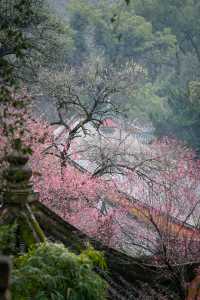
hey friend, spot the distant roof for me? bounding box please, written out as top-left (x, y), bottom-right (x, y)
top-left (101, 118), bottom-right (119, 128)
top-left (66, 158), bottom-right (200, 242)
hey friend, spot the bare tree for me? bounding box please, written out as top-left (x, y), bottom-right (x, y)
top-left (39, 56), bottom-right (144, 160)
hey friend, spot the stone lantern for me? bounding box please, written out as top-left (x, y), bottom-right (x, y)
top-left (0, 149), bottom-right (45, 254)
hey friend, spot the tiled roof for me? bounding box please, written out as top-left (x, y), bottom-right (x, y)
top-left (32, 200), bottom-right (200, 299)
top-left (67, 157), bottom-right (200, 241)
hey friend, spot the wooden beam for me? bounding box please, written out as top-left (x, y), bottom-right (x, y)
top-left (0, 256), bottom-right (11, 300)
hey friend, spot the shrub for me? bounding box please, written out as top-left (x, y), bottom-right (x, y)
top-left (11, 242), bottom-right (107, 300)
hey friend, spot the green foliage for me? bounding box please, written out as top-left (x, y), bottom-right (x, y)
top-left (45, 0), bottom-right (200, 152)
top-left (67, 0), bottom-right (176, 65)
top-left (0, 222), bottom-right (18, 255)
top-left (0, 0), bottom-right (42, 84)
top-left (12, 242), bottom-right (107, 300)
top-left (160, 86), bottom-right (200, 154)
top-left (80, 244), bottom-right (107, 270)
top-left (189, 81), bottom-right (200, 105)
top-left (1, 0), bottom-right (199, 150)
top-left (125, 81), bottom-right (169, 122)
top-left (121, 0), bottom-right (200, 151)
top-left (0, 0), bottom-right (75, 87)
top-left (132, 0), bottom-right (200, 61)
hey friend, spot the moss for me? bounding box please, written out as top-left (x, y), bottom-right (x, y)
top-left (25, 205), bottom-right (46, 243)
top-left (18, 217), bottom-right (37, 250)
top-left (16, 208), bottom-right (46, 251)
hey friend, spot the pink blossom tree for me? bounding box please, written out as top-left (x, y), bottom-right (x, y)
top-left (2, 106), bottom-right (200, 298)
top-left (26, 121), bottom-right (200, 264)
